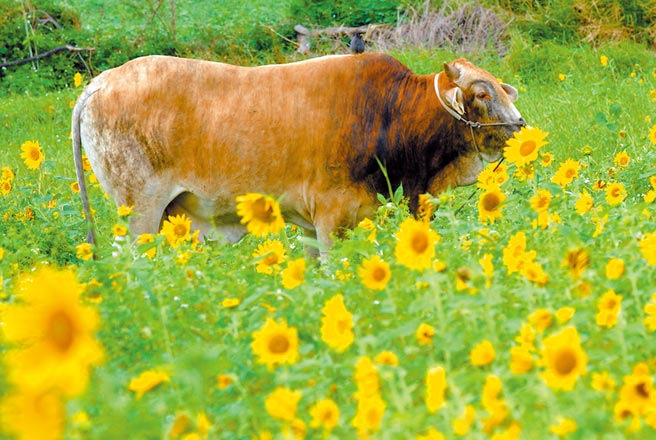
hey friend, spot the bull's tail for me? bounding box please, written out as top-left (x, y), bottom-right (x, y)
top-left (72, 83), bottom-right (101, 246)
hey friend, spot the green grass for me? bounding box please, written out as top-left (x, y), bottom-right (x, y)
top-left (1, 41), bottom-right (656, 439)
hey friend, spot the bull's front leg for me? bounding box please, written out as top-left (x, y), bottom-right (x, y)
top-left (310, 189), bottom-right (375, 261)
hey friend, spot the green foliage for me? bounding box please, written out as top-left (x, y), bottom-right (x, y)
top-left (289, 0), bottom-right (407, 27)
top-left (486, 0), bottom-right (656, 45)
top-left (0, 0), bottom-right (86, 94)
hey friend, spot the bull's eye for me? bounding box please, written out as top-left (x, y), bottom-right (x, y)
top-left (476, 91), bottom-right (491, 101)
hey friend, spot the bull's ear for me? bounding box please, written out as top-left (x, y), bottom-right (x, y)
top-left (441, 62), bottom-right (465, 115)
top-left (501, 83), bottom-right (518, 102)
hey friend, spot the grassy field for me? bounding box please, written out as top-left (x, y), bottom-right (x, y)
top-left (1, 40), bottom-right (656, 439)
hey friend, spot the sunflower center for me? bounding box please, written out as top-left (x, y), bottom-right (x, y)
top-left (268, 334), bottom-right (290, 354)
top-left (174, 224), bottom-right (188, 237)
top-left (411, 231), bottom-right (429, 254)
top-left (605, 299), bottom-right (617, 310)
top-left (320, 408), bottom-right (334, 422)
top-left (482, 193), bottom-right (501, 211)
top-left (252, 198), bottom-right (276, 224)
top-left (553, 348), bottom-right (578, 375)
top-left (519, 140), bottom-right (536, 157)
top-left (29, 148), bottom-right (41, 161)
top-left (611, 188), bottom-right (621, 198)
top-left (635, 381), bottom-right (650, 398)
top-left (337, 318), bottom-right (350, 333)
top-left (565, 169), bottom-right (576, 179)
top-left (372, 266), bottom-right (387, 282)
top-left (366, 407), bottom-right (381, 425)
top-left (48, 311), bottom-right (75, 352)
top-left (263, 253), bottom-right (279, 265)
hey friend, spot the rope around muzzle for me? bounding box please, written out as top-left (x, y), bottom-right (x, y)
top-left (433, 72), bottom-right (526, 216)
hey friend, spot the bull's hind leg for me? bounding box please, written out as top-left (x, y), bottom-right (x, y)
top-left (128, 199), bottom-right (168, 237)
top-left (124, 184), bottom-right (179, 237)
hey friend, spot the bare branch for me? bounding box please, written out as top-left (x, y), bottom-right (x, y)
top-left (0, 45), bottom-right (95, 69)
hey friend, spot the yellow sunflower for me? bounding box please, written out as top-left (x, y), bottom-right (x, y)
top-left (470, 339), bottom-right (496, 366)
top-left (503, 126), bottom-right (549, 166)
top-left (613, 151), bottom-right (630, 168)
top-left (265, 387), bottom-right (302, 422)
top-left (605, 258), bottom-right (625, 280)
top-left (509, 346), bottom-right (534, 374)
top-left (281, 258), bottom-right (306, 289)
top-left (596, 289), bottom-right (622, 328)
top-left (453, 405), bottom-right (476, 436)
top-left (352, 393), bottom-right (386, 435)
top-left (128, 370), bottom-right (170, 399)
top-left (309, 398), bottom-right (340, 430)
top-left (112, 224), bottom-right (128, 237)
top-left (549, 417), bottom-right (578, 436)
top-left (75, 243), bottom-right (94, 261)
top-left (320, 294), bottom-right (354, 353)
top-left (619, 363), bottom-right (654, 416)
top-left (394, 218), bottom-right (439, 270)
top-left (591, 371), bottom-right (617, 393)
top-left (252, 239), bottom-right (286, 274)
top-left (73, 72), bottom-right (83, 87)
top-left (605, 182), bottom-right (627, 206)
top-left (20, 140), bottom-right (45, 170)
top-left (478, 186), bottom-right (505, 224)
top-left (425, 366), bottom-right (446, 413)
top-left (502, 231), bottom-right (532, 274)
top-left (649, 124), bottom-right (656, 145)
top-left (639, 231), bottom-right (656, 265)
top-left (374, 350), bottom-right (399, 366)
top-left (575, 189), bottom-right (594, 214)
top-left (160, 213), bottom-right (192, 248)
top-left (528, 308), bottom-right (553, 333)
top-left (1, 179), bottom-right (12, 196)
top-left (416, 322), bottom-right (436, 346)
top-left (551, 159), bottom-right (581, 187)
top-left (530, 189), bottom-right (552, 213)
top-left (251, 318), bottom-right (299, 369)
top-left (117, 204), bottom-right (133, 217)
top-left (354, 356), bottom-right (380, 397)
top-left (357, 218), bottom-right (377, 242)
top-left (1, 166), bottom-right (15, 181)
top-left (136, 233), bottom-right (157, 259)
top-left (417, 194), bottom-right (434, 221)
top-left (539, 326), bottom-right (588, 391)
top-left (514, 164), bottom-right (535, 181)
top-left (477, 162), bottom-right (509, 190)
top-left (235, 193), bottom-right (285, 237)
top-left (358, 255), bottom-right (391, 290)
top-left (540, 151), bottom-right (554, 167)
top-left (1, 267), bottom-right (104, 397)
top-left (0, 388), bottom-right (64, 440)
top-left (562, 248), bottom-right (589, 280)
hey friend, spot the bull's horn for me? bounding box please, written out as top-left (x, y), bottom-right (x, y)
top-left (444, 62), bottom-right (461, 81)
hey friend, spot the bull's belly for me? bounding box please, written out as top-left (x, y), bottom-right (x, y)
top-left (165, 190), bottom-right (316, 243)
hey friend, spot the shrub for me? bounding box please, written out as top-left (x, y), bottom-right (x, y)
top-left (373, 0), bottom-right (510, 55)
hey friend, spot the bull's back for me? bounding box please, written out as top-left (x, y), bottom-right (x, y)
top-left (84, 55), bottom-right (361, 195)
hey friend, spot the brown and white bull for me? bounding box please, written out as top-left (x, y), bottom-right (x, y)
top-left (72, 53), bottom-right (524, 254)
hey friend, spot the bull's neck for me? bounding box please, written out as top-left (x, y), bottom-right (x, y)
top-left (358, 72), bottom-right (472, 208)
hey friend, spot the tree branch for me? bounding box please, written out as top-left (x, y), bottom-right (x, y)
top-left (0, 45), bottom-right (95, 69)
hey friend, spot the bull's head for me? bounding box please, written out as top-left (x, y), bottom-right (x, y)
top-left (436, 59), bottom-right (525, 162)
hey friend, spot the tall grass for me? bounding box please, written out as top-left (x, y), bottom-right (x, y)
top-left (1, 41), bottom-right (656, 439)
